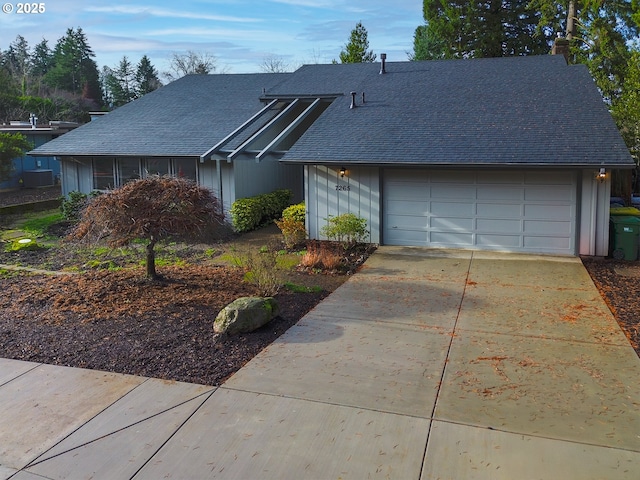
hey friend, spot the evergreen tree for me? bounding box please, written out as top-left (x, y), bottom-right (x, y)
top-left (30, 39), bottom-right (53, 96)
top-left (45, 28), bottom-right (103, 107)
top-left (0, 68), bottom-right (21, 123)
top-left (31, 39), bottom-right (52, 77)
top-left (414, 1), bottom-right (549, 61)
top-left (337, 22), bottom-right (376, 63)
top-left (106, 56), bottom-right (136, 107)
top-left (4, 35), bottom-right (31, 95)
top-left (135, 55), bottom-right (161, 96)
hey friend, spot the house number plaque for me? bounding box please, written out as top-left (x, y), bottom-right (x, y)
top-left (335, 185), bottom-right (351, 191)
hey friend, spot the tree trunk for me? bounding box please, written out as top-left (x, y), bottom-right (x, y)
top-left (566, 1), bottom-right (576, 40)
top-left (146, 239), bottom-right (158, 279)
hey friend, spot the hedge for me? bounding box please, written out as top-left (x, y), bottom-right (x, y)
top-left (230, 189), bottom-right (292, 233)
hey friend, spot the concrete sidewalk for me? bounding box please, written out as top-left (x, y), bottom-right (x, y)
top-left (1, 248), bottom-right (639, 479)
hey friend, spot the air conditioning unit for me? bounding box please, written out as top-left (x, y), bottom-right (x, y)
top-left (22, 169), bottom-right (54, 188)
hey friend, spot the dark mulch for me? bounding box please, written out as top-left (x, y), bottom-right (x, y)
top-left (0, 265), bottom-right (334, 386)
top-left (582, 257), bottom-right (640, 355)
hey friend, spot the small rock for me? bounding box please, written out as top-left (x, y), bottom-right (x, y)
top-left (214, 296), bottom-right (280, 335)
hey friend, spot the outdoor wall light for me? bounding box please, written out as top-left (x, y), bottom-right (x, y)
top-left (340, 167), bottom-right (346, 178)
top-left (596, 167), bottom-right (607, 183)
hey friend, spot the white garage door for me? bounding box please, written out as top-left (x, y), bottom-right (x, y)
top-left (383, 169), bottom-right (577, 255)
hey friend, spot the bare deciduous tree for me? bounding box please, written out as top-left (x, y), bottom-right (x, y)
top-left (70, 176), bottom-right (225, 280)
top-left (164, 51), bottom-right (226, 82)
top-left (259, 55), bottom-right (292, 73)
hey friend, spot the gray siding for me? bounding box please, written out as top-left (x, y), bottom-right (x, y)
top-left (579, 169), bottom-right (611, 256)
top-left (305, 165), bottom-right (380, 244)
top-left (233, 157), bottom-right (303, 205)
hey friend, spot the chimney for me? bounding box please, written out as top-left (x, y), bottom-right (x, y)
top-left (379, 53), bottom-right (387, 74)
top-left (552, 36), bottom-right (570, 62)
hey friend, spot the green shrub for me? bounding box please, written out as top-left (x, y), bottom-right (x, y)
top-left (230, 189), bottom-right (292, 233)
top-left (275, 217), bottom-right (306, 248)
top-left (321, 213), bottom-right (369, 248)
top-left (282, 202), bottom-right (305, 223)
top-left (61, 191), bottom-right (100, 222)
top-left (232, 246), bottom-right (283, 296)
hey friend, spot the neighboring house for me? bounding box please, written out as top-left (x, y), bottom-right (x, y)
top-left (0, 120), bottom-right (78, 190)
top-left (31, 53), bottom-right (634, 257)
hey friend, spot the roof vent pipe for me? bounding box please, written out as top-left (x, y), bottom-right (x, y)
top-left (362, 92), bottom-right (365, 104)
top-left (350, 91), bottom-right (357, 109)
top-left (379, 53), bottom-right (387, 74)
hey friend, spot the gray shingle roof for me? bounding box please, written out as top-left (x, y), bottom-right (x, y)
top-left (30, 73), bottom-right (289, 157)
top-left (278, 55), bottom-right (633, 167)
top-left (30, 55), bottom-right (633, 168)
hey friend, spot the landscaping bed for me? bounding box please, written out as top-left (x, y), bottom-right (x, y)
top-left (582, 258), bottom-right (640, 355)
top-left (0, 215), bottom-right (374, 386)
top-left (0, 208), bottom-right (638, 386)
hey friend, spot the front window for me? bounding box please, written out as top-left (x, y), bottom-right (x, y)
top-left (146, 158), bottom-right (170, 176)
top-left (118, 158), bottom-right (141, 184)
top-left (93, 158), bottom-right (115, 190)
top-left (174, 158), bottom-right (197, 182)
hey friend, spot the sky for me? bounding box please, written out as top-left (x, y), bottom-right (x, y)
top-left (0, 0), bottom-right (423, 76)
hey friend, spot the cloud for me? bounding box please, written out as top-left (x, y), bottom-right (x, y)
top-left (85, 5), bottom-right (262, 23)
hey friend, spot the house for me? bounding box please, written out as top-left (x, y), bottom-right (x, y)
top-left (31, 54), bottom-right (634, 257)
top-left (28, 73), bottom-right (305, 212)
top-left (0, 119), bottom-right (78, 190)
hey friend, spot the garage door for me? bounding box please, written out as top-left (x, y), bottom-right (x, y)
top-left (383, 170), bottom-right (577, 255)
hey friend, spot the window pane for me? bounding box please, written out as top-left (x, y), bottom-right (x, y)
top-left (119, 158), bottom-right (141, 184)
top-left (93, 159), bottom-right (115, 190)
top-left (146, 158), bottom-right (170, 176)
top-left (174, 158), bottom-right (197, 182)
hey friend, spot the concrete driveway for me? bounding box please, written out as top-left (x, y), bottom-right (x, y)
top-left (1, 248), bottom-right (639, 479)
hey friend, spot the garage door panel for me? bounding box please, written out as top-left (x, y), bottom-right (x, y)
top-left (431, 202), bottom-right (475, 216)
top-left (477, 187), bottom-right (523, 201)
top-left (477, 234), bottom-right (522, 248)
top-left (524, 236), bottom-right (572, 249)
top-left (388, 215), bottom-right (428, 229)
top-left (386, 200), bottom-right (428, 215)
top-left (477, 218), bottom-right (522, 233)
top-left (431, 232), bottom-right (474, 246)
top-left (525, 172), bottom-right (571, 184)
top-left (431, 184), bottom-right (476, 199)
top-left (476, 203), bottom-right (522, 218)
top-left (385, 229), bottom-right (427, 245)
top-left (431, 171), bottom-right (475, 183)
top-left (524, 220), bottom-right (572, 235)
top-left (525, 187), bottom-right (573, 202)
top-left (432, 217), bottom-right (474, 230)
top-left (384, 169), bottom-right (576, 255)
top-left (385, 185), bottom-right (429, 201)
top-left (477, 172), bottom-right (525, 184)
top-left (524, 204), bottom-right (571, 220)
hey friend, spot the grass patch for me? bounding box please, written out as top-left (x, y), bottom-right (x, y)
top-left (276, 254), bottom-right (300, 270)
top-left (20, 211), bottom-right (64, 236)
top-left (284, 282), bottom-right (323, 293)
top-left (83, 259), bottom-right (120, 271)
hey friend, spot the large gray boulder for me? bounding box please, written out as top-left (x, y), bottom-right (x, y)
top-left (214, 296), bottom-right (280, 335)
